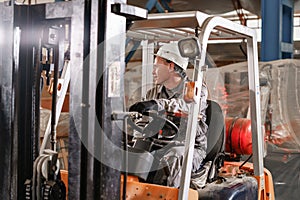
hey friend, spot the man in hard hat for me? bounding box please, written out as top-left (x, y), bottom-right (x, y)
top-left (129, 42), bottom-right (208, 188)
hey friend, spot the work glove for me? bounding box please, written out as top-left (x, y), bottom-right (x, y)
top-left (129, 100), bottom-right (158, 114)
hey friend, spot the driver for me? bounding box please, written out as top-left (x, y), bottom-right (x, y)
top-left (129, 42), bottom-right (208, 188)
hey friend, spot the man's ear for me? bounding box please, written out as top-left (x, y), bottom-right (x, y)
top-left (168, 62), bottom-right (175, 72)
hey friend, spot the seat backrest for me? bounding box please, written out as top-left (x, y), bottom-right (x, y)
top-left (204, 100), bottom-right (225, 163)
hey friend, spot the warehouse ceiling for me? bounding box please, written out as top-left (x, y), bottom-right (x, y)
top-left (18, 0), bottom-right (300, 64)
top-left (128, 0), bottom-right (300, 16)
top-left (128, 0), bottom-right (261, 16)
top-left (127, 0), bottom-right (300, 65)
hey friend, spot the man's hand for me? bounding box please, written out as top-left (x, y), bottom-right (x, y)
top-left (129, 100), bottom-right (158, 114)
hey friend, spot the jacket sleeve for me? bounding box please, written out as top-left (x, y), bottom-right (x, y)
top-left (154, 83), bottom-right (208, 121)
top-left (155, 98), bottom-right (190, 113)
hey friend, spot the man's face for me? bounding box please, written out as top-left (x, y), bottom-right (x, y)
top-left (153, 56), bottom-right (171, 85)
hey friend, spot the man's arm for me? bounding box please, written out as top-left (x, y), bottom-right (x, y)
top-left (153, 83), bottom-right (208, 121)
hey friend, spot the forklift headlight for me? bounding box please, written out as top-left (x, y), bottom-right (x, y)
top-left (178, 37), bottom-right (201, 59)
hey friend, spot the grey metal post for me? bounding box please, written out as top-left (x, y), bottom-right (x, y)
top-left (0, 2), bottom-right (15, 199)
top-left (141, 40), bottom-right (154, 98)
top-left (69, 0), bottom-right (127, 199)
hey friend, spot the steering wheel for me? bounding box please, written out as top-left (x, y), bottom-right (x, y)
top-left (127, 110), bottom-right (179, 141)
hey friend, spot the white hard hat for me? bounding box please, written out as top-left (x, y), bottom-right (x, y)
top-left (155, 42), bottom-right (189, 71)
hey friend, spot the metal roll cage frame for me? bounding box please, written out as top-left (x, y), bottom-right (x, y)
top-left (128, 11), bottom-right (263, 200)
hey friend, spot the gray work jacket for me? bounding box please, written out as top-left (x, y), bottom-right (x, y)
top-left (144, 78), bottom-right (208, 168)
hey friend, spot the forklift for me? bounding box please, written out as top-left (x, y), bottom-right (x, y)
top-left (0, 1), bottom-right (275, 199)
top-left (64, 2), bottom-right (275, 199)
top-left (113, 11), bottom-right (275, 200)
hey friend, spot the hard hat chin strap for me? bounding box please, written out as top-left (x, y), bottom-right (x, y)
top-left (174, 65), bottom-right (186, 79)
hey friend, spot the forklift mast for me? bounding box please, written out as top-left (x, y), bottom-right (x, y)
top-left (69, 0), bottom-right (146, 199)
top-left (0, 3), bottom-right (46, 199)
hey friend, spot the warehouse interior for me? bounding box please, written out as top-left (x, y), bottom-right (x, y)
top-left (0, 0), bottom-right (299, 200)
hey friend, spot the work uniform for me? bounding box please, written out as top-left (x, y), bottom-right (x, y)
top-left (144, 78), bottom-right (208, 188)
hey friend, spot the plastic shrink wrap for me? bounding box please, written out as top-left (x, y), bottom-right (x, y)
top-left (206, 59), bottom-right (300, 152)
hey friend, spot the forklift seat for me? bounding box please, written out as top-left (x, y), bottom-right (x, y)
top-left (203, 100), bottom-right (225, 182)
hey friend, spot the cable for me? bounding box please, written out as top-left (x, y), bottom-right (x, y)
top-left (239, 40), bottom-right (247, 58)
top-left (239, 154), bottom-right (253, 169)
